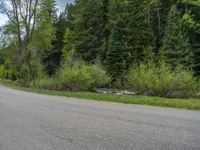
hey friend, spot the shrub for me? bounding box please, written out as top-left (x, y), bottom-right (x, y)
top-left (32, 60), bottom-right (111, 91)
top-left (128, 62), bottom-right (199, 98)
top-left (0, 64), bottom-right (4, 78)
top-left (58, 61), bottom-right (93, 91)
top-left (16, 64), bottom-right (32, 86)
top-left (89, 64), bottom-right (111, 88)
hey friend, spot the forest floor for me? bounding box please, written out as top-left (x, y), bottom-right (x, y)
top-left (0, 79), bottom-right (199, 110)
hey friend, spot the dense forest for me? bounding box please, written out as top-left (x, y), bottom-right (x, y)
top-left (0, 0), bottom-right (200, 98)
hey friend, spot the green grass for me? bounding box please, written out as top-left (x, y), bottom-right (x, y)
top-left (0, 79), bottom-right (200, 110)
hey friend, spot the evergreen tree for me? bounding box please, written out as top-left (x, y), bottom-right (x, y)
top-left (109, 0), bottom-right (154, 65)
top-left (43, 12), bottom-right (67, 75)
top-left (68, 0), bottom-right (109, 63)
top-left (39, 0), bottom-right (58, 75)
top-left (100, 0), bottom-right (110, 62)
top-left (106, 18), bottom-right (128, 81)
top-left (181, 0), bottom-right (200, 75)
top-left (126, 0), bottom-right (154, 64)
top-left (39, 0), bottom-right (57, 24)
top-left (161, 5), bottom-right (193, 68)
top-left (151, 0), bottom-right (176, 52)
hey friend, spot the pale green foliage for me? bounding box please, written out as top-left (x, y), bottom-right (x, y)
top-left (39, 0), bottom-right (58, 24)
top-left (16, 64), bottom-right (32, 86)
top-left (89, 64), bottom-right (111, 88)
top-left (181, 0), bottom-right (200, 6)
top-left (32, 76), bottom-right (59, 90)
top-left (182, 10), bottom-right (200, 30)
top-left (128, 62), bottom-right (199, 98)
top-left (0, 65), bottom-right (5, 77)
top-left (58, 60), bottom-right (111, 91)
top-left (32, 59), bottom-right (110, 91)
top-left (58, 61), bottom-right (93, 91)
top-left (62, 28), bottom-right (74, 59)
top-left (29, 23), bottom-right (55, 53)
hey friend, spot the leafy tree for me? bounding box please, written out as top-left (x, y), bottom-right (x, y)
top-left (0, 0), bottom-right (40, 81)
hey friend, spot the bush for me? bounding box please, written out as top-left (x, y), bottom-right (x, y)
top-left (59, 61), bottom-right (110, 91)
top-left (32, 60), bottom-right (110, 91)
top-left (16, 64), bottom-right (32, 86)
top-left (0, 64), bottom-right (4, 78)
top-left (58, 61), bottom-right (93, 91)
top-left (128, 62), bottom-right (199, 98)
top-left (89, 64), bottom-right (111, 88)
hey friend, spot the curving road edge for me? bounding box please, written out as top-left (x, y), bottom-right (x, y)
top-left (0, 84), bottom-right (200, 150)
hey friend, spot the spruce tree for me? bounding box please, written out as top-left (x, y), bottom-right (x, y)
top-left (100, 0), bottom-right (110, 62)
top-left (51, 13), bottom-right (68, 73)
top-left (180, 1), bottom-right (200, 75)
top-left (68, 0), bottom-right (109, 63)
top-left (129, 0), bottom-right (153, 63)
top-left (106, 18), bottom-right (128, 81)
top-left (39, 0), bottom-right (57, 24)
top-left (39, 0), bottom-right (58, 75)
top-left (161, 5), bottom-right (193, 68)
top-left (151, 0), bottom-right (176, 52)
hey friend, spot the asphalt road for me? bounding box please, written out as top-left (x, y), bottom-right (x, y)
top-left (0, 85), bottom-right (200, 150)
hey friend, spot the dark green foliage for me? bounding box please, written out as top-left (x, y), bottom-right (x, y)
top-left (181, 2), bottom-right (200, 75)
top-left (125, 0), bottom-right (154, 64)
top-left (66, 0), bottom-right (109, 63)
top-left (43, 13), bottom-right (68, 75)
top-left (162, 5), bottom-right (193, 68)
top-left (151, 0), bottom-right (176, 51)
top-left (193, 37), bottom-right (200, 75)
top-left (1, 0), bottom-right (200, 98)
top-left (106, 17), bottom-right (128, 81)
top-left (109, 0), bottom-right (153, 64)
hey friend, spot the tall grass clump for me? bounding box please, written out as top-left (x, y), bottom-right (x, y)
top-left (128, 62), bottom-right (199, 98)
top-left (32, 76), bottom-right (60, 90)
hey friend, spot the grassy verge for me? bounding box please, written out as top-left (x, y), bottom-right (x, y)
top-left (0, 79), bottom-right (200, 110)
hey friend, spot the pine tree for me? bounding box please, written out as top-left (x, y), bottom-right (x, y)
top-left (126, 0), bottom-right (154, 64)
top-left (68, 0), bottom-right (109, 63)
top-left (106, 18), bottom-right (128, 81)
top-left (100, 0), bottom-right (110, 62)
top-left (45, 12), bottom-right (67, 75)
top-left (180, 0), bottom-right (200, 75)
top-left (161, 5), bottom-right (193, 68)
top-left (106, 0), bottom-right (154, 80)
top-left (39, 0), bottom-right (58, 75)
top-left (39, 0), bottom-right (58, 24)
top-left (151, 0), bottom-right (176, 52)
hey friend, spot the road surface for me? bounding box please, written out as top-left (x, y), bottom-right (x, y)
top-left (0, 84), bottom-right (200, 150)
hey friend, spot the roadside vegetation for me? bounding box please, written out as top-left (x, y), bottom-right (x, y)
top-left (32, 59), bottom-right (111, 91)
top-left (1, 79), bottom-right (200, 110)
top-left (0, 0), bottom-right (200, 107)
